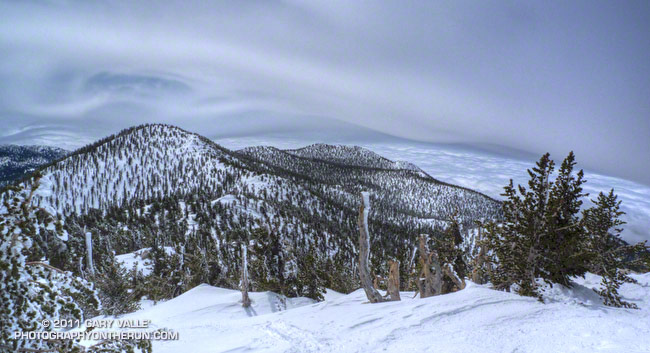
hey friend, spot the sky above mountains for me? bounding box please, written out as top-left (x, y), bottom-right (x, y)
top-left (1, 0), bottom-right (649, 185)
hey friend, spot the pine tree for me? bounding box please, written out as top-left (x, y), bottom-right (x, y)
top-left (484, 152), bottom-right (648, 305)
top-left (584, 190), bottom-right (649, 308)
top-left (94, 257), bottom-right (142, 315)
top-left (541, 152), bottom-right (590, 286)
top-left (484, 153), bottom-right (587, 298)
top-left (0, 180), bottom-right (151, 352)
top-left (296, 243), bottom-right (326, 301)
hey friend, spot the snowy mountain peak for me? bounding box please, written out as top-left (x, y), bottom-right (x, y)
top-left (284, 143), bottom-right (425, 173)
top-left (26, 124), bottom-right (231, 216)
top-left (3, 124), bottom-right (501, 296)
top-left (7, 124), bottom-right (500, 232)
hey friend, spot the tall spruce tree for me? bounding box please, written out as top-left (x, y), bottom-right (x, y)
top-left (541, 152), bottom-right (590, 286)
top-left (484, 153), bottom-right (556, 297)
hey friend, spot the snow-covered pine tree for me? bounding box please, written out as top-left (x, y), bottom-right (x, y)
top-left (1, 179), bottom-right (95, 351)
top-left (584, 190), bottom-right (650, 308)
top-left (94, 256), bottom-right (142, 315)
top-left (0, 179), bottom-right (150, 352)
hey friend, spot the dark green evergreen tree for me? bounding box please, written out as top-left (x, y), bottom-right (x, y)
top-left (296, 244), bottom-right (326, 301)
top-left (584, 190), bottom-right (649, 308)
top-left (484, 153), bottom-right (557, 297)
top-left (484, 153), bottom-right (588, 297)
top-left (541, 152), bottom-right (590, 286)
top-left (0, 180), bottom-right (150, 352)
top-left (484, 152), bottom-right (649, 305)
top-left (94, 257), bottom-right (142, 315)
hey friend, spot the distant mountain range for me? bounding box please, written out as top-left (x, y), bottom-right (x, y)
top-left (0, 144), bottom-right (68, 188)
top-left (1, 124), bottom-right (500, 297)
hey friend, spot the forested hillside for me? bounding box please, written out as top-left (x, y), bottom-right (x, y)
top-left (2, 124), bottom-right (500, 302)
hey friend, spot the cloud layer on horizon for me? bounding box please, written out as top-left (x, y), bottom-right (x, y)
top-left (1, 0), bottom-right (649, 184)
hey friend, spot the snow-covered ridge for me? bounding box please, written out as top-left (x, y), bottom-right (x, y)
top-left (284, 143), bottom-right (426, 174)
top-left (2, 124), bottom-right (500, 281)
top-left (237, 142), bottom-right (499, 226)
top-left (0, 144), bottom-right (68, 155)
top-left (15, 124), bottom-right (499, 228)
top-left (26, 124), bottom-right (231, 215)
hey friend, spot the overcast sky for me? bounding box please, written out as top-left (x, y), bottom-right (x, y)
top-left (1, 0), bottom-right (649, 185)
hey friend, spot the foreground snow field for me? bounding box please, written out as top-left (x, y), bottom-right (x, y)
top-left (90, 273), bottom-right (650, 353)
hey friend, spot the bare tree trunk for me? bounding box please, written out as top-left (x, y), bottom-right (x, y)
top-left (358, 192), bottom-right (385, 303)
top-left (430, 249), bottom-right (443, 295)
top-left (444, 263), bottom-right (466, 291)
top-left (471, 244), bottom-right (487, 284)
top-left (78, 257), bottom-right (85, 280)
top-left (471, 227), bottom-right (487, 284)
top-left (418, 235), bottom-right (434, 298)
top-left (85, 231), bottom-right (94, 276)
top-left (387, 260), bottom-right (401, 301)
top-left (418, 235), bottom-right (443, 298)
top-left (407, 246), bottom-right (418, 290)
top-left (241, 244), bottom-right (251, 308)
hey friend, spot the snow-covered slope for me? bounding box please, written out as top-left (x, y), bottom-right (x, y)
top-left (91, 273), bottom-right (650, 353)
top-left (284, 143), bottom-right (426, 175)
top-left (217, 136), bottom-right (650, 245)
top-left (237, 144), bottom-right (498, 226)
top-left (2, 124), bottom-right (501, 297)
top-left (28, 124), bottom-right (232, 215)
top-left (21, 124), bottom-right (498, 227)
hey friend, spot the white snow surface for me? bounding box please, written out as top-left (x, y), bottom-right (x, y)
top-left (95, 273), bottom-right (650, 353)
top-left (114, 247), bottom-right (175, 276)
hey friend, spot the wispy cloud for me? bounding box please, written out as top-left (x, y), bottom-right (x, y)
top-left (0, 0), bottom-right (648, 184)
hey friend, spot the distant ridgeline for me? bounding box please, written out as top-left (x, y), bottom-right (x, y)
top-left (1, 124), bottom-right (501, 303)
top-left (0, 145), bottom-right (68, 188)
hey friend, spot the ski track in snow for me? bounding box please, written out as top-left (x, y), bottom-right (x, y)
top-left (91, 273), bottom-right (650, 353)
